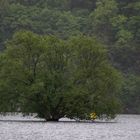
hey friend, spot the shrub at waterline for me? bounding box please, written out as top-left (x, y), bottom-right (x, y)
top-left (0, 31), bottom-right (122, 121)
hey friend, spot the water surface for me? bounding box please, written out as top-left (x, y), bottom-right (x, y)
top-left (0, 115), bottom-right (140, 140)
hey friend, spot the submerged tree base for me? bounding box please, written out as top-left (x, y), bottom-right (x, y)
top-left (46, 119), bottom-right (59, 122)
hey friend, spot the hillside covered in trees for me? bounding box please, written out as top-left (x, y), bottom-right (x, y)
top-left (0, 0), bottom-right (140, 114)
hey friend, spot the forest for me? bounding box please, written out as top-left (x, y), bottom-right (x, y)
top-left (0, 0), bottom-right (139, 117)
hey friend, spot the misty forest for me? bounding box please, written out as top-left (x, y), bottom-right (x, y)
top-left (0, 0), bottom-right (140, 121)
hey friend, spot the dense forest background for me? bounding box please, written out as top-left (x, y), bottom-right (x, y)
top-left (0, 0), bottom-right (139, 114)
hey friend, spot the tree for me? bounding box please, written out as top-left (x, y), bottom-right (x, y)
top-left (89, 0), bottom-right (118, 43)
top-left (67, 36), bottom-right (122, 119)
top-left (0, 31), bottom-right (122, 121)
top-left (9, 0), bottom-right (40, 6)
top-left (0, 0), bottom-right (10, 49)
top-left (35, 9), bottom-right (81, 38)
top-left (0, 0), bottom-right (9, 15)
top-left (121, 75), bottom-right (140, 114)
top-left (0, 30), bottom-right (46, 112)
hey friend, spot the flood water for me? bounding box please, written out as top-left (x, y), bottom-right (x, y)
top-left (0, 115), bottom-right (140, 140)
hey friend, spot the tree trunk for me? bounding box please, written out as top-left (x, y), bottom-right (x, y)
top-left (46, 118), bottom-right (59, 122)
top-left (45, 115), bottom-right (60, 122)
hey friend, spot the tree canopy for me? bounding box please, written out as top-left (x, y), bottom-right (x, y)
top-left (0, 31), bottom-right (122, 120)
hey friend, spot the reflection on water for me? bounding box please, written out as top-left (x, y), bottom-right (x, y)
top-left (0, 115), bottom-right (140, 140)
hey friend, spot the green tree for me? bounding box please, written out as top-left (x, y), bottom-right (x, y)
top-left (0, 31), bottom-right (122, 121)
top-left (121, 75), bottom-right (140, 114)
top-left (0, 0), bottom-right (10, 49)
top-left (89, 0), bottom-right (118, 43)
top-left (0, 0), bottom-right (9, 15)
top-left (67, 36), bottom-right (122, 119)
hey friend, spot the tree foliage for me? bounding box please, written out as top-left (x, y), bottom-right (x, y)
top-left (121, 75), bottom-right (140, 114)
top-left (0, 31), bottom-right (121, 120)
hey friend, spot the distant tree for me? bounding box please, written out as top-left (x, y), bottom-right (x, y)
top-left (69, 0), bottom-right (97, 10)
top-left (33, 9), bottom-right (81, 38)
top-left (0, 0), bottom-right (10, 49)
top-left (9, 0), bottom-right (40, 6)
top-left (0, 31), bottom-right (122, 121)
top-left (89, 0), bottom-right (118, 43)
top-left (121, 75), bottom-right (140, 114)
top-left (0, 0), bottom-right (9, 14)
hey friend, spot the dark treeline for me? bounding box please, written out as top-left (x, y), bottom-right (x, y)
top-left (0, 0), bottom-right (140, 114)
